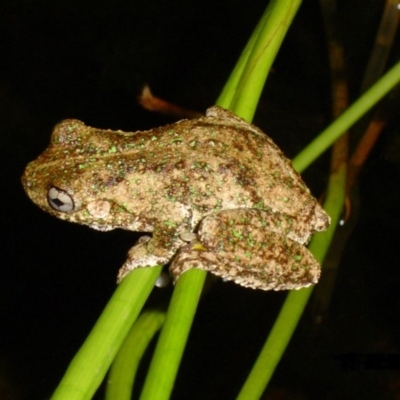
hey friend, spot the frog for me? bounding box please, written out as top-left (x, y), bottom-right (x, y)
top-left (21, 106), bottom-right (330, 290)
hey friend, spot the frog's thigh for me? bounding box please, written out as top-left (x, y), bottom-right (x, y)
top-left (117, 224), bottom-right (185, 282)
top-left (170, 210), bottom-right (321, 291)
top-left (198, 208), bottom-right (311, 245)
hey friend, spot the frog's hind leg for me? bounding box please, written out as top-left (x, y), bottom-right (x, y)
top-left (170, 209), bottom-right (321, 291)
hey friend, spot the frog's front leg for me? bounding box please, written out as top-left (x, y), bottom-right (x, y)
top-left (170, 209), bottom-right (321, 291)
top-left (117, 221), bottom-right (187, 283)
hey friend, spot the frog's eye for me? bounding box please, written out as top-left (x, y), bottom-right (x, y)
top-left (47, 187), bottom-right (75, 212)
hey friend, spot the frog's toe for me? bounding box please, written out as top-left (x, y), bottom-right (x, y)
top-left (117, 235), bottom-right (176, 283)
top-left (314, 204), bottom-right (331, 231)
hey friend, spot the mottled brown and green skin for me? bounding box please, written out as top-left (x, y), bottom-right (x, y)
top-left (22, 106), bottom-right (330, 290)
top-left (171, 209), bottom-right (323, 290)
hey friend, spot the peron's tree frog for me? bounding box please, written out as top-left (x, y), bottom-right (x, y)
top-left (22, 106), bottom-right (330, 290)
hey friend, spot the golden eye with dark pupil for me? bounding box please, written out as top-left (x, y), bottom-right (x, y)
top-left (47, 187), bottom-right (74, 212)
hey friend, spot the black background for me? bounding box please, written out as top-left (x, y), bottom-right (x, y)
top-left (2, 0), bottom-right (400, 399)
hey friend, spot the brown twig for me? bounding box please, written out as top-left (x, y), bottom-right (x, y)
top-left (138, 85), bottom-right (202, 119)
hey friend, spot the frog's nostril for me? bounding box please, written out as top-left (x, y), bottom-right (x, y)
top-left (47, 187), bottom-right (74, 212)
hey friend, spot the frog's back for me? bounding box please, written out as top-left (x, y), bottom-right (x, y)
top-left (125, 106), bottom-right (319, 226)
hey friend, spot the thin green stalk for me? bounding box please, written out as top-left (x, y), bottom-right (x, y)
top-left (293, 60), bottom-right (400, 173)
top-left (106, 309), bottom-right (166, 400)
top-left (218, 0), bottom-right (302, 120)
top-left (237, 159), bottom-right (347, 400)
top-left (139, 268), bottom-right (207, 400)
top-left (51, 266), bottom-right (162, 400)
top-left (216, 6), bottom-right (272, 108)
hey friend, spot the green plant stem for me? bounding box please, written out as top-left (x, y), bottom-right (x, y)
top-left (139, 268), bottom-right (207, 400)
top-left (217, 0), bottom-right (302, 121)
top-left (237, 157), bottom-right (347, 400)
top-left (51, 266), bottom-right (162, 400)
top-left (293, 59), bottom-right (400, 173)
top-left (216, 6), bottom-right (271, 109)
top-left (106, 309), bottom-right (166, 400)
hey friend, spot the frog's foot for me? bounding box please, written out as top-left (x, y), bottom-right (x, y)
top-left (170, 211), bottom-right (321, 291)
top-left (117, 235), bottom-right (184, 283)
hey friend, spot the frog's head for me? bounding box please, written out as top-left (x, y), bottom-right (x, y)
top-left (22, 119), bottom-right (139, 231)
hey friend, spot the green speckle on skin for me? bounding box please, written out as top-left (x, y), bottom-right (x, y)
top-left (164, 221), bottom-right (177, 228)
top-left (216, 201), bottom-right (223, 210)
top-left (231, 229), bottom-right (242, 239)
top-left (170, 138), bottom-right (183, 144)
top-left (109, 146), bottom-right (117, 153)
top-left (294, 255), bottom-right (302, 261)
top-left (247, 234), bottom-right (255, 247)
top-left (284, 215), bottom-right (293, 225)
top-left (285, 180), bottom-right (294, 189)
top-left (245, 251), bottom-right (252, 258)
top-left (120, 203), bottom-right (128, 211)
